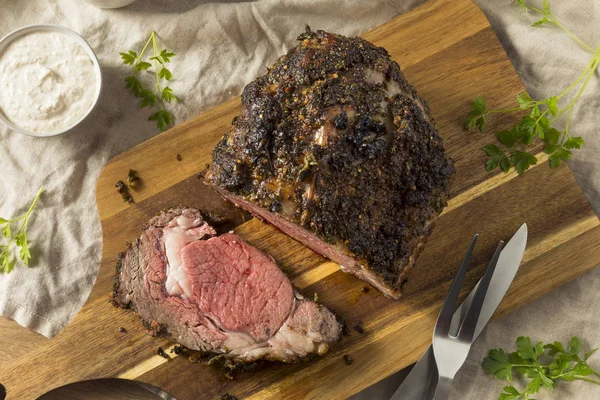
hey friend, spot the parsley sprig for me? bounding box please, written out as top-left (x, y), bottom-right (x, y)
top-left (483, 336), bottom-right (600, 400)
top-left (0, 188), bottom-right (44, 273)
top-left (465, 0), bottom-right (600, 175)
top-left (120, 31), bottom-right (178, 131)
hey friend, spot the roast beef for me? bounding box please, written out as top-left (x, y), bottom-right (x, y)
top-left (206, 27), bottom-right (454, 299)
top-left (112, 207), bottom-right (342, 363)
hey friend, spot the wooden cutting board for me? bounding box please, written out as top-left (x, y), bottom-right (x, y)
top-left (2, 0), bottom-right (600, 398)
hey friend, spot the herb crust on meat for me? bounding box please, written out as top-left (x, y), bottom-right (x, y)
top-left (207, 27), bottom-right (454, 298)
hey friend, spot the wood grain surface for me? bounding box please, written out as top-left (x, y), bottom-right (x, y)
top-left (1, 0), bottom-right (599, 399)
top-left (37, 380), bottom-right (163, 400)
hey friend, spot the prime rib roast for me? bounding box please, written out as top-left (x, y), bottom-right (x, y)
top-left (206, 27), bottom-right (454, 298)
top-left (112, 207), bottom-right (342, 363)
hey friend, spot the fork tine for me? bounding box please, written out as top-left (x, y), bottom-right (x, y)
top-left (433, 234), bottom-right (478, 337)
top-left (457, 240), bottom-right (505, 342)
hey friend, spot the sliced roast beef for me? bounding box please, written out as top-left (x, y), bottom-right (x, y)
top-left (206, 27), bottom-right (454, 299)
top-left (112, 207), bottom-right (342, 363)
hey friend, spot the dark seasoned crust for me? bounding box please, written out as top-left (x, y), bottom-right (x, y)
top-left (207, 27), bottom-right (454, 297)
top-left (111, 251), bottom-right (127, 308)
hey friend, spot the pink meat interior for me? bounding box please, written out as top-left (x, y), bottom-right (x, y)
top-left (179, 234), bottom-right (294, 342)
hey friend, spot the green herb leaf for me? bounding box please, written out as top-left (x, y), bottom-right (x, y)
top-left (120, 32), bottom-right (178, 132)
top-left (0, 188), bottom-right (43, 273)
top-left (521, 130), bottom-right (535, 145)
top-left (497, 130), bottom-right (517, 147)
top-left (119, 31), bottom-right (178, 131)
top-left (564, 136), bottom-right (584, 149)
top-left (464, 115), bottom-right (476, 130)
top-left (526, 375), bottom-right (542, 394)
top-left (500, 155), bottom-right (511, 172)
top-left (516, 115), bottom-right (539, 144)
top-left (516, 0), bottom-right (528, 10)
top-left (475, 116), bottom-right (485, 131)
top-left (148, 110), bottom-right (173, 131)
top-left (549, 356), bottom-right (570, 377)
top-left (544, 341), bottom-right (566, 356)
top-left (485, 156), bottom-right (500, 172)
top-left (159, 66), bottom-right (173, 81)
top-left (516, 336), bottom-right (544, 361)
top-left (149, 56), bottom-right (163, 65)
top-left (0, 218), bottom-right (8, 224)
top-left (125, 75), bottom-right (144, 97)
top-left (585, 348), bottom-right (598, 360)
top-left (512, 151), bottom-right (537, 175)
top-left (2, 223), bottom-right (10, 239)
top-left (134, 61), bottom-right (152, 71)
top-left (573, 362), bottom-right (594, 376)
top-left (549, 147), bottom-right (571, 168)
top-left (542, 0), bottom-right (551, 16)
top-left (120, 50), bottom-right (137, 65)
top-left (483, 144), bottom-right (502, 156)
top-left (1, 250), bottom-right (15, 274)
top-left (161, 87), bottom-right (177, 103)
top-left (540, 371), bottom-right (554, 390)
top-left (569, 337), bottom-right (583, 356)
top-left (520, 131), bottom-right (536, 146)
top-left (518, 116), bottom-right (536, 135)
top-left (451, 0), bottom-right (593, 176)
top-left (486, 336), bottom-right (600, 400)
top-left (473, 96), bottom-right (486, 114)
top-left (484, 147), bottom-right (510, 173)
top-left (15, 233), bottom-right (31, 266)
top-left (546, 97), bottom-right (558, 115)
top-left (0, 248), bottom-right (8, 273)
top-left (465, 96), bottom-right (487, 131)
top-left (465, 113), bottom-right (486, 132)
top-left (544, 144), bottom-right (557, 155)
top-left (150, 49), bottom-right (176, 65)
top-left (516, 92), bottom-right (534, 109)
top-left (159, 49), bottom-right (175, 63)
top-left (549, 153), bottom-right (562, 168)
top-left (543, 128), bottom-right (562, 146)
top-left (140, 89), bottom-right (157, 108)
top-left (534, 117), bottom-right (550, 139)
top-left (499, 385), bottom-right (522, 400)
top-left (530, 103), bottom-right (541, 118)
top-left (483, 348), bottom-right (514, 381)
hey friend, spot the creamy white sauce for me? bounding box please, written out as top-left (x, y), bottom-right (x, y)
top-left (164, 216), bottom-right (208, 297)
top-left (0, 31), bottom-right (97, 135)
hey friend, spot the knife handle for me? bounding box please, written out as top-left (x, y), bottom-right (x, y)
top-left (431, 376), bottom-right (452, 400)
top-left (389, 347), bottom-right (437, 400)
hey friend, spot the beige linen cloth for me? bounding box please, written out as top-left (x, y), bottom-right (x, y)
top-left (0, 0), bottom-right (598, 398)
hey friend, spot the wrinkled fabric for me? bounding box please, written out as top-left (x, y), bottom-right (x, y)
top-left (1, 0), bottom-right (600, 398)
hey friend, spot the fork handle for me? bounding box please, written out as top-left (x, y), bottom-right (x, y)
top-left (431, 376), bottom-right (453, 400)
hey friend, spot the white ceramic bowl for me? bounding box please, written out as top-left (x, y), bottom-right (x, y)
top-left (84, 0), bottom-right (138, 8)
top-left (0, 24), bottom-right (102, 138)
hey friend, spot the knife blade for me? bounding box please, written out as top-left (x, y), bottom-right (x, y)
top-left (390, 223), bottom-right (528, 400)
